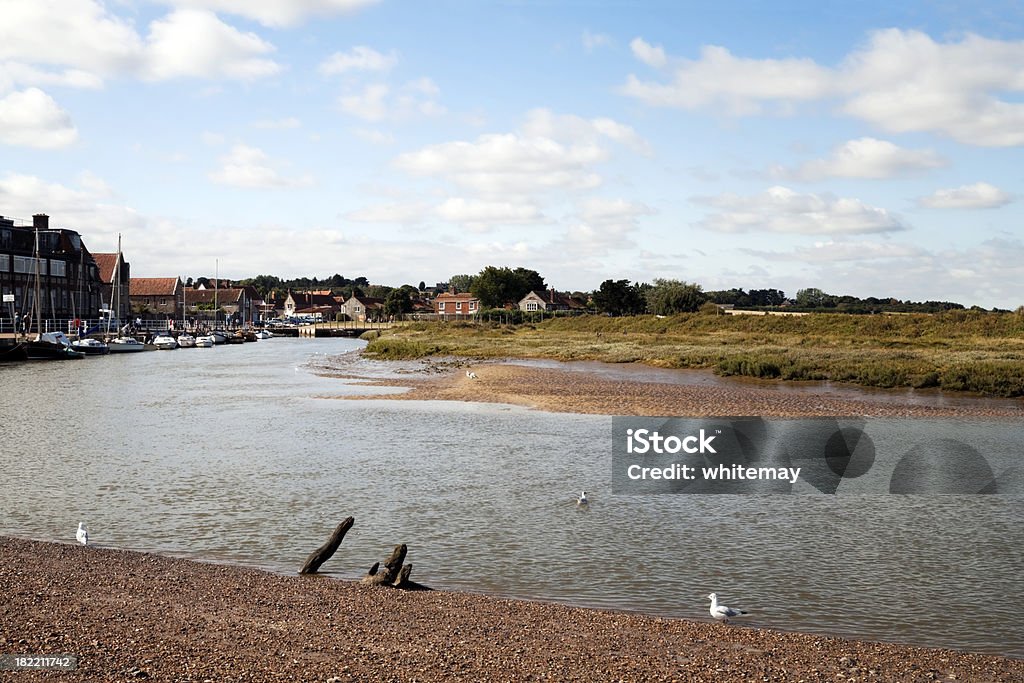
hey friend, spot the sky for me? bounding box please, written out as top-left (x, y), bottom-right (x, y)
top-left (1, 0), bottom-right (1022, 309)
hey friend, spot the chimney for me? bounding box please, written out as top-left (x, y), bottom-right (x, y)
top-left (32, 213), bottom-right (49, 230)
top-left (550, 287), bottom-right (555, 303)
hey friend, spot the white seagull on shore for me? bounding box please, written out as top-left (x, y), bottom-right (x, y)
top-left (576, 490), bottom-right (588, 506)
top-left (466, 370), bottom-right (477, 379)
top-left (76, 522), bottom-right (89, 546)
top-left (708, 593), bottom-right (747, 623)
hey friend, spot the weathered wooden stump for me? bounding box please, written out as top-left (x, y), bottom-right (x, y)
top-left (299, 517), bottom-right (354, 574)
top-left (361, 544), bottom-right (431, 590)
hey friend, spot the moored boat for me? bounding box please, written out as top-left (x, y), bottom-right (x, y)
top-left (107, 336), bottom-right (147, 353)
top-left (26, 332), bottom-right (86, 360)
top-left (153, 334), bottom-right (178, 350)
top-left (0, 340), bottom-right (29, 362)
top-left (254, 329), bottom-right (273, 339)
top-left (194, 335), bottom-right (215, 348)
top-left (177, 333), bottom-right (196, 348)
top-left (71, 337), bottom-right (110, 355)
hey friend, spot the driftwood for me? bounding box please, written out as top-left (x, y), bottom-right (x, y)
top-left (361, 544), bottom-right (430, 590)
top-left (300, 518), bottom-right (429, 590)
top-left (299, 517), bottom-right (355, 574)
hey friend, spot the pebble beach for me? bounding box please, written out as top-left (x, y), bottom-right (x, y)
top-left (2, 537), bottom-right (1022, 682)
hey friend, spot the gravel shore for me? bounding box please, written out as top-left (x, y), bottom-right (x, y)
top-left (2, 537), bottom-right (1021, 682)
top-left (333, 361), bottom-right (1024, 418)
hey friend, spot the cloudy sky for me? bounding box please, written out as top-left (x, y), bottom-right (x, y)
top-left (1, 0), bottom-right (1022, 308)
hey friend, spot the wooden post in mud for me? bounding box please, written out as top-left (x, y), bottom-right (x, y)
top-left (361, 544), bottom-right (429, 590)
top-left (299, 517), bottom-right (355, 574)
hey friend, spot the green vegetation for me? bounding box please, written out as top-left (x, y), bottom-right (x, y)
top-left (363, 310), bottom-right (1024, 397)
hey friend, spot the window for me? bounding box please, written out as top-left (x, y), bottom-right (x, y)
top-left (438, 302), bottom-right (445, 311)
top-left (456, 301), bottom-right (462, 310)
top-left (0, 254), bottom-right (9, 272)
top-left (526, 301), bottom-right (538, 312)
top-left (470, 301), bottom-right (477, 310)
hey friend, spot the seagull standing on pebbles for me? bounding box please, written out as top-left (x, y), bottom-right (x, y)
top-left (76, 522), bottom-right (89, 546)
top-left (466, 370), bottom-right (477, 379)
top-left (708, 592), bottom-right (747, 623)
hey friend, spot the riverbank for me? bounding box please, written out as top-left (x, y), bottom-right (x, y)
top-left (2, 537), bottom-right (1021, 681)
top-left (326, 358), bottom-right (1024, 418)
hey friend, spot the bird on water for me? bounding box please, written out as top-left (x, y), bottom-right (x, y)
top-left (76, 522), bottom-right (89, 546)
top-left (576, 490), bottom-right (589, 506)
top-left (708, 592), bottom-right (748, 623)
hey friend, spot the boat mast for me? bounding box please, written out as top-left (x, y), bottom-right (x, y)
top-left (32, 227), bottom-right (42, 335)
top-left (106, 234), bottom-right (121, 338)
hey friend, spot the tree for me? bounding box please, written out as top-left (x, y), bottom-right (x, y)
top-left (470, 266), bottom-right (546, 308)
top-left (645, 279), bottom-right (706, 315)
top-left (592, 279), bottom-right (646, 316)
top-left (418, 281), bottom-right (426, 292)
top-left (384, 288), bottom-right (413, 317)
top-left (448, 274), bottom-right (475, 293)
top-left (795, 287), bottom-right (835, 308)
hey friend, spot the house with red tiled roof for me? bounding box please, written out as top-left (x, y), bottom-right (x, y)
top-left (92, 251), bottom-right (131, 321)
top-left (433, 292), bottom-right (479, 318)
top-left (129, 277), bottom-right (183, 319)
top-left (284, 290), bottom-right (339, 318)
top-left (185, 286), bottom-right (261, 325)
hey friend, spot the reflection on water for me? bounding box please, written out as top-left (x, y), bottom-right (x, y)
top-left (0, 338), bottom-right (1021, 657)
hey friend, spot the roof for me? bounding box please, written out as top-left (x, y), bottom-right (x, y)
top-left (522, 290), bottom-right (586, 309)
top-left (347, 295), bottom-right (384, 306)
top-left (434, 292), bottom-right (478, 302)
top-left (185, 288), bottom-right (244, 305)
top-left (130, 277), bottom-right (180, 296)
top-left (92, 253), bottom-right (120, 284)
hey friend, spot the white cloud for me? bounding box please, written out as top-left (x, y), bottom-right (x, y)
top-left (695, 186), bottom-right (908, 235)
top-left (917, 182), bottom-right (1013, 209)
top-left (344, 202), bottom-right (429, 224)
top-left (777, 137), bottom-right (945, 181)
top-left (352, 127), bottom-right (395, 145)
top-left (522, 108), bottom-right (651, 156)
top-left (209, 144), bottom-right (313, 188)
top-left (622, 44), bottom-right (832, 115)
top-left (564, 198), bottom-right (654, 255)
top-left (0, 88), bottom-right (78, 148)
top-left (434, 198), bottom-right (544, 232)
top-left (162, 0), bottom-right (381, 27)
top-left (0, 172), bottom-right (144, 238)
top-left (142, 9), bottom-right (281, 81)
top-left (582, 30), bottom-right (611, 52)
top-left (629, 37), bottom-right (667, 68)
top-left (744, 240), bottom-right (927, 263)
top-left (337, 79), bottom-right (445, 122)
top-left (319, 46), bottom-right (397, 75)
top-left (395, 133), bottom-right (605, 197)
top-left (0, 63), bottom-right (104, 91)
top-left (621, 29), bottom-right (1024, 146)
top-left (0, 0), bottom-right (144, 78)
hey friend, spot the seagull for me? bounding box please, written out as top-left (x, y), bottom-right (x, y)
top-left (466, 370), bottom-right (477, 379)
top-left (708, 592), bottom-right (747, 623)
top-left (76, 522), bottom-right (89, 546)
top-left (576, 490), bottom-right (588, 506)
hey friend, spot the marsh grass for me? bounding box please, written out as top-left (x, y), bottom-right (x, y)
top-left (363, 312), bottom-right (1024, 397)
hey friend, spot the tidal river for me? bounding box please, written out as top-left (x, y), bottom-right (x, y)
top-left (0, 337), bottom-right (1021, 657)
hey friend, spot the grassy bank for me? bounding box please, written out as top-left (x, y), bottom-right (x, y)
top-left (365, 311), bottom-right (1024, 397)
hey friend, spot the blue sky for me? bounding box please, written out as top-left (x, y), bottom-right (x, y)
top-left (1, 0), bottom-right (1022, 308)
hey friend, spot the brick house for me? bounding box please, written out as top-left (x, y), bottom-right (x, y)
top-left (129, 277), bottom-right (183, 319)
top-left (92, 251), bottom-right (131, 322)
top-left (433, 292), bottom-right (479, 317)
top-left (284, 290), bottom-right (339, 318)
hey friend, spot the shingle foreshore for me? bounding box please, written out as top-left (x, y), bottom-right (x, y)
top-left (2, 537), bottom-right (1021, 682)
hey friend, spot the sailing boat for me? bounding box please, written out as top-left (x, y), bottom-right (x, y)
top-left (105, 234), bottom-right (145, 354)
top-left (71, 245), bottom-right (109, 355)
top-left (24, 225), bottom-right (85, 360)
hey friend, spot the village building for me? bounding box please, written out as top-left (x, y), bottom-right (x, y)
top-left (284, 290), bottom-right (339, 319)
top-left (517, 289), bottom-right (587, 313)
top-left (0, 213), bottom-right (108, 330)
top-left (341, 294), bottom-right (384, 322)
top-left (433, 292), bottom-right (479, 318)
top-left (184, 286), bottom-right (261, 325)
top-left (129, 277), bottom-right (183, 320)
